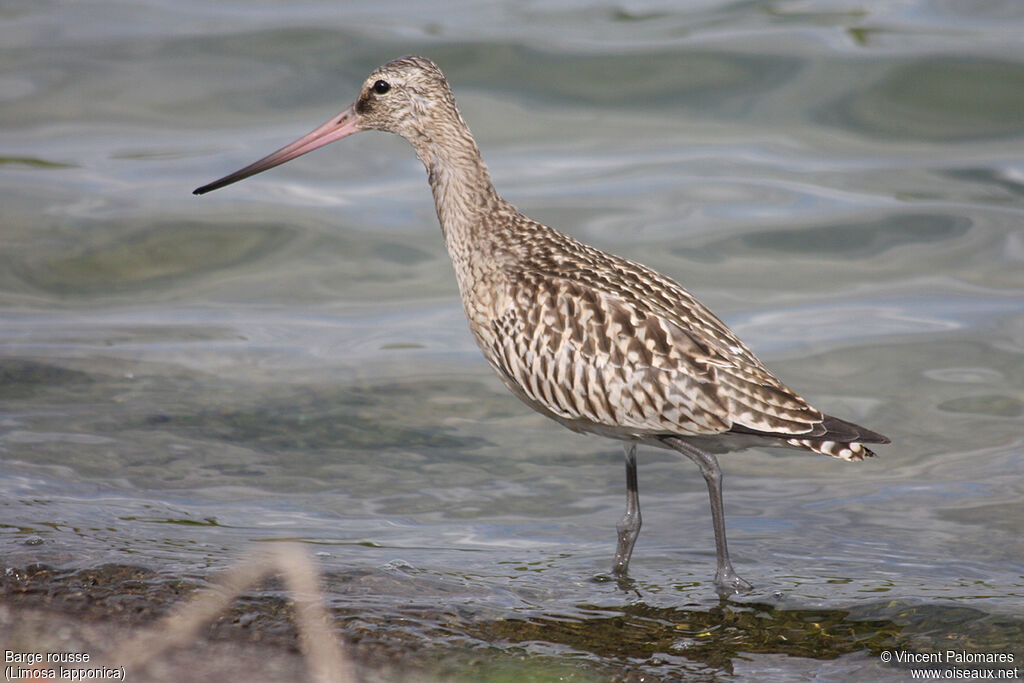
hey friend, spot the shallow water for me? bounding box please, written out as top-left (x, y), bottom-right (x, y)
top-left (2, 0), bottom-right (1023, 679)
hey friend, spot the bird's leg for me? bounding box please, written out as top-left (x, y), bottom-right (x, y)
top-left (666, 438), bottom-right (753, 593)
top-left (612, 443), bottom-right (641, 576)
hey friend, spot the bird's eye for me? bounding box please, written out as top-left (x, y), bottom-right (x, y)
top-left (373, 80), bottom-right (391, 95)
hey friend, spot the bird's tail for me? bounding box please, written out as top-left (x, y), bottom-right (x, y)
top-left (786, 415), bottom-right (890, 461)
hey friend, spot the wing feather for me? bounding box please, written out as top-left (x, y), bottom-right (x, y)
top-left (462, 211), bottom-right (886, 457)
top-left (485, 250), bottom-right (826, 439)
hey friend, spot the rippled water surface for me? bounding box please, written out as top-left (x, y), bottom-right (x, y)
top-left (2, 0), bottom-right (1023, 680)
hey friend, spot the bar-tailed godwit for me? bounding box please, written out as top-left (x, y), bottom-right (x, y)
top-left (195, 56), bottom-right (889, 592)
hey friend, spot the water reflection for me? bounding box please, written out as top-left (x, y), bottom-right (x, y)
top-left (821, 59), bottom-right (1024, 141)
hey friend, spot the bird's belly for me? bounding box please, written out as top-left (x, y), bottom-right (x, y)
top-left (468, 319), bottom-right (722, 443)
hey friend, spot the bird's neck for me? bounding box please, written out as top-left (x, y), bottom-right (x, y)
top-left (410, 120), bottom-right (499, 254)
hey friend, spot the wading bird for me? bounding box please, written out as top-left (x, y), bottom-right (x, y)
top-left (195, 56), bottom-right (889, 592)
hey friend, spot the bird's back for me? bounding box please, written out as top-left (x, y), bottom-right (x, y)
top-left (458, 204), bottom-right (887, 460)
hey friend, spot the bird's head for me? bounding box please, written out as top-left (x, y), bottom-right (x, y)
top-left (193, 55), bottom-right (460, 195)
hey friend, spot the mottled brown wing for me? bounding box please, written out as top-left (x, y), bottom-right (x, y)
top-left (486, 261), bottom-right (826, 440)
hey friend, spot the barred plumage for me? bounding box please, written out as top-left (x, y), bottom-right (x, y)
top-left (195, 55), bottom-right (890, 592)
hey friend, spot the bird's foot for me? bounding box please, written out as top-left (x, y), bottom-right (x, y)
top-left (714, 567), bottom-right (753, 594)
top-left (591, 569), bottom-right (640, 596)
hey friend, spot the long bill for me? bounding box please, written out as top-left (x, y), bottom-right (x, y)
top-left (193, 103), bottom-right (361, 195)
